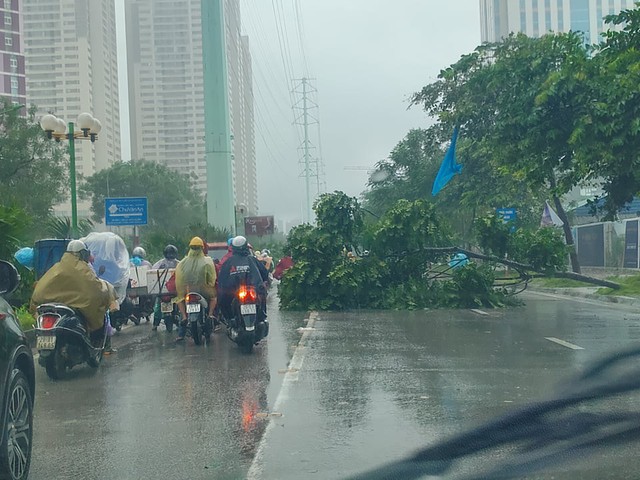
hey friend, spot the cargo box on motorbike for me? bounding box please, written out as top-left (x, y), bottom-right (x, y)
top-left (128, 265), bottom-right (149, 295)
top-left (146, 268), bottom-right (176, 295)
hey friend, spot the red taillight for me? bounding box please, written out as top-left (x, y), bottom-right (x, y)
top-left (40, 314), bottom-right (58, 329)
top-left (238, 286), bottom-right (257, 303)
top-left (186, 293), bottom-right (200, 303)
top-left (161, 295), bottom-right (172, 302)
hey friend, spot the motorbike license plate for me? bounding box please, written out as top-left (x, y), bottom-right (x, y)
top-left (186, 303), bottom-right (201, 313)
top-left (131, 297), bottom-right (140, 305)
top-left (241, 304), bottom-right (256, 315)
top-left (161, 302), bottom-right (173, 313)
top-left (36, 335), bottom-right (56, 350)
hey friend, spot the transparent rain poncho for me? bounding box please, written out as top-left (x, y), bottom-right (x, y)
top-left (175, 248), bottom-right (217, 302)
top-left (81, 232), bottom-right (131, 304)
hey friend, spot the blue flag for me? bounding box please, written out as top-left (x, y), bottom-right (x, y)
top-left (432, 127), bottom-right (463, 196)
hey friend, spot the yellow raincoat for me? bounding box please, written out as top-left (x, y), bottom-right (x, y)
top-left (31, 253), bottom-right (116, 332)
top-left (175, 249), bottom-right (217, 302)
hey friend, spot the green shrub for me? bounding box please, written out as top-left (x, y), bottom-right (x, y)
top-left (15, 306), bottom-right (35, 332)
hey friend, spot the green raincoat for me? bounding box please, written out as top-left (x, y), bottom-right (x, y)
top-left (175, 249), bottom-right (217, 302)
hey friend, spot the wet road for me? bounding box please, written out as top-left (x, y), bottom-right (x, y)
top-left (28, 291), bottom-right (640, 479)
top-left (29, 293), bottom-right (305, 480)
top-left (250, 292), bottom-right (640, 480)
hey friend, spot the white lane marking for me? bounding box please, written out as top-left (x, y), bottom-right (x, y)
top-left (545, 337), bottom-right (584, 350)
top-left (247, 311), bottom-right (317, 479)
top-left (470, 309), bottom-right (489, 316)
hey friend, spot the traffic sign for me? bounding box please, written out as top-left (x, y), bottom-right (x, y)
top-left (496, 208), bottom-right (517, 222)
top-left (105, 197), bottom-right (148, 226)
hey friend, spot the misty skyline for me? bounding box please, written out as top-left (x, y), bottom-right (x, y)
top-left (116, 1), bottom-right (483, 223)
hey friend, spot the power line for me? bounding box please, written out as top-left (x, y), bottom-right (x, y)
top-left (292, 0), bottom-right (310, 77)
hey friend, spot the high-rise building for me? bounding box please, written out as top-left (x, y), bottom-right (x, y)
top-left (22, 0), bottom-right (120, 217)
top-left (226, 0), bottom-right (257, 214)
top-left (0, 0), bottom-right (26, 107)
top-left (480, 0), bottom-right (637, 44)
top-left (126, 0), bottom-right (257, 214)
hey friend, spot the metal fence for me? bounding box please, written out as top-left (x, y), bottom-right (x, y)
top-left (574, 219), bottom-right (640, 269)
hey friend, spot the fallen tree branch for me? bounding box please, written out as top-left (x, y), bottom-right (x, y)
top-left (420, 247), bottom-right (621, 290)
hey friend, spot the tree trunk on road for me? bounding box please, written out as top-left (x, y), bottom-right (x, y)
top-left (422, 247), bottom-right (620, 289)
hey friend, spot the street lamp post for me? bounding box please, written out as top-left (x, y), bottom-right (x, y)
top-left (40, 113), bottom-right (102, 237)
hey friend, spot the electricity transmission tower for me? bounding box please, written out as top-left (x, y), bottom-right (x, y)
top-left (292, 77), bottom-right (324, 223)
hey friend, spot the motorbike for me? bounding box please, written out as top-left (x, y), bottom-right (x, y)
top-left (157, 294), bottom-right (179, 332)
top-left (127, 289), bottom-right (154, 323)
top-left (35, 304), bottom-right (106, 380)
top-left (220, 284), bottom-right (269, 353)
top-left (185, 292), bottom-right (212, 345)
top-left (109, 296), bottom-right (138, 331)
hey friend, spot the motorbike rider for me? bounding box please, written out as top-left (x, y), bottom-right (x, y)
top-left (131, 246), bottom-right (152, 268)
top-left (174, 237), bottom-right (217, 341)
top-left (152, 244), bottom-right (180, 270)
top-left (31, 240), bottom-right (116, 348)
top-left (216, 238), bottom-right (234, 273)
top-left (273, 253), bottom-right (294, 280)
top-left (260, 249), bottom-right (274, 272)
top-left (151, 245), bottom-right (180, 331)
top-left (217, 236), bottom-right (268, 322)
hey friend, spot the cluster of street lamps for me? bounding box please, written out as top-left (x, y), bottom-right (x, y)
top-left (39, 113), bottom-right (102, 236)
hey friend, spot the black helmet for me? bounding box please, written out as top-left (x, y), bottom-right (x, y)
top-left (163, 244), bottom-right (178, 260)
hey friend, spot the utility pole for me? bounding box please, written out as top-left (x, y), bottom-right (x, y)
top-left (293, 77), bottom-right (324, 223)
top-left (201, 0), bottom-right (235, 231)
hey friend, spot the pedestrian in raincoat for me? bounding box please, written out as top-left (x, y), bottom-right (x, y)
top-left (31, 240), bottom-right (116, 346)
top-left (174, 236), bottom-right (217, 341)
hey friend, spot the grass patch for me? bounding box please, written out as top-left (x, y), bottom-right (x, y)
top-left (530, 277), bottom-right (596, 288)
top-left (597, 275), bottom-right (640, 297)
top-left (14, 306), bottom-right (35, 332)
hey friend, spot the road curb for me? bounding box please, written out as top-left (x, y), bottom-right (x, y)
top-left (527, 287), bottom-right (640, 307)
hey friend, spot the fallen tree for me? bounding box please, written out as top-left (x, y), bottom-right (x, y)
top-left (422, 247), bottom-right (621, 290)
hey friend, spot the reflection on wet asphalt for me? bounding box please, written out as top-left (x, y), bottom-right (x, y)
top-left (29, 293), bottom-right (303, 480)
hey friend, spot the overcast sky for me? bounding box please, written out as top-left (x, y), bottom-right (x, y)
top-left (116, 1), bottom-right (482, 223)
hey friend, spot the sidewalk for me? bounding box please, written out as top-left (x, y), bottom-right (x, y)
top-left (527, 285), bottom-right (640, 307)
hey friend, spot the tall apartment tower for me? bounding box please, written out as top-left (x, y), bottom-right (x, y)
top-left (480, 0), bottom-right (637, 44)
top-left (126, 0), bottom-right (258, 214)
top-left (0, 0), bottom-right (26, 106)
top-left (22, 0), bottom-right (120, 218)
top-left (226, 0), bottom-right (257, 214)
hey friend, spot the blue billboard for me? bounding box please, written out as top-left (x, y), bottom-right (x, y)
top-left (105, 197), bottom-right (148, 226)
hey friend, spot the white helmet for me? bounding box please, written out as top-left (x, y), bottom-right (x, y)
top-left (132, 246), bottom-right (146, 258)
top-left (66, 240), bottom-right (88, 253)
top-left (231, 236), bottom-right (248, 254)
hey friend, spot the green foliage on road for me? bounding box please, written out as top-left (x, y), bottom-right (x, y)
top-left (475, 214), bottom-right (569, 274)
top-left (279, 192), bottom-right (507, 311)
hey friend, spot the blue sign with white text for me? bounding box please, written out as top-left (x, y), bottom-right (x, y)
top-left (105, 197), bottom-right (148, 226)
top-left (496, 208), bottom-right (517, 222)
